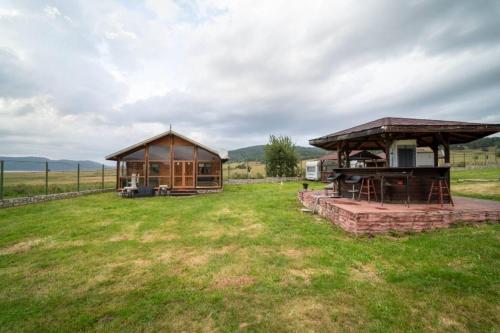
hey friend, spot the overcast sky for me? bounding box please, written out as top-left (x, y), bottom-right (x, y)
top-left (1, 0), bottom-right (499, 162)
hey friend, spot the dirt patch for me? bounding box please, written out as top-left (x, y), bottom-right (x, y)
top-left (0, 238), bottom-right (45, 255)
top-left (186, 254), bottom-right (209, 267)
top-left (440, 316), bottom-right (467, 332)
top-left (209, 245), bottom-right (238, 255)
top-left (349, 263), bottom-right (382, 283)
top-left (280, 247), bottom-right (318, 259)
top-left (280, 298), bottom-right (338, 331)
top-left (213, 275), bottom-right (254, 288)
top-left (108, 235), bottom-right (132, 242)
top-left (286, 268), bottom-right (330, 285)
top-left (139, 232), bottom-right (178, 243)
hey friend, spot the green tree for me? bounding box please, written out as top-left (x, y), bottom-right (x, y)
top-left (264, 135), bottom-right (299, 177)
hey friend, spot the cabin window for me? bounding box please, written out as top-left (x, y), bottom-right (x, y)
top-left (197, 161), bottom-right (220, 187)
top-left (121, 148), bottom-right (145, 161)
top-left (397, 145), bottom-right (416, 167)
top-left (148, 162), bottom-right (171, 188)
top-left (306, 166), bottom-right (315, 172)
top-left (148, 143), bottom-right (171, 187)
top-left (196, 147), bottom-right (218, 161)
top-left (173, 146), bottom-right (194, 160)
top-left (149, 144), bottom-right (170, 160)
top-left (119, 161), bottom-right (145, 187)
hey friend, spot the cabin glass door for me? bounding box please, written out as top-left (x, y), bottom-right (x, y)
top-left (173, 161), bottom-right (194, 188)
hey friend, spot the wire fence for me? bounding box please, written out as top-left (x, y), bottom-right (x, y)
top-left (0, 160), bottom-right (116, 200)
top-left (449, 149), bottom-right (499, 167)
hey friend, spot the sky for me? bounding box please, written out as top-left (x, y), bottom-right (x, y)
top-left (0, 0), bottom-right (499, 162)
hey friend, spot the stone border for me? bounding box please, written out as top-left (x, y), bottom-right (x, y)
top-left (299, 190), bottom-right (500, 235)
top-left (0, 189), bottom-right (114, 208)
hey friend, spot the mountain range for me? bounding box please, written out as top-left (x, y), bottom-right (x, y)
top-left (1, 146), bottom-right (326, 171)
top-left (228, 145), bottom-right (326, 162)
top-left (0, 156), bottom-right (108, 172)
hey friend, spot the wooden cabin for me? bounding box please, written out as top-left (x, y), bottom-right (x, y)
top-left (105, 131), bottom-right (227, 194)
top-left (309, 117), bottom-right (500, 204)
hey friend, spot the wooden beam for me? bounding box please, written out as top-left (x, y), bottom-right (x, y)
top-left (144, 144), bottom-right (149, 186)
top-left (116, 159), bottom-right (120, 190)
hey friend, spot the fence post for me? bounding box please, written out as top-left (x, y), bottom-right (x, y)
top-left (0, 160), bottom-right (4, 200)
top-left (463, 152), bottom-right (466, 168)
top-left (77, 163), bottom-right (80, 192)
top-left (246, 161), bottom-right (249, 179)
top-left (45, 161), bottom-right (48, 195)
top-left (102, 164), bottom-right (105, 189)
top-left (227, 163), bottom-right (230, 180)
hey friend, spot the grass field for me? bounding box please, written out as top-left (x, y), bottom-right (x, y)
top-left (451, 167), bottom-right (500, 201)
top-left (0, 183), bottom-right (499, 332)
top-left (2, 170), bottom-right (116, 199)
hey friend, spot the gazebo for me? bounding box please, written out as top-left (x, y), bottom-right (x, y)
top-left (318, 150), bottom-right (385, 181)
top-left (309, 117), bottom-right (500, 204)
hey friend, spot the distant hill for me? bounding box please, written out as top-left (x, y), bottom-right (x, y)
top-left (451, 137), bottom-right (500, 150)
top-left (228, 145), bottom-right (327, 162)
top-left (0, 156), bottom-right (109, 171)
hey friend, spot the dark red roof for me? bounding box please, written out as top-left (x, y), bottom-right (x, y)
top-left (309, 117), bottom-right (500, 149)
top-left (320, 150), bottom-right (384, 161)
top-left (317, 117), bottom-right (482, 139)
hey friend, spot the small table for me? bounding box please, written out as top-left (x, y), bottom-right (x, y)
top-left (377, 172), bottom-right (413, 207)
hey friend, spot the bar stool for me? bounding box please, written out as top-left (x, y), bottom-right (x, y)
top-left (427, 176), bottom-right (454, 207)
top-left (358, 176), bottom-right (378, 202)
top-left (344, 175), bottom-right (362, 199)
top-left (324, 173), bottom-right (343, 197)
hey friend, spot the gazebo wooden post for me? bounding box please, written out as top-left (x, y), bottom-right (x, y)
top-left (381, 136), bottom-right (392, 167)
top-left (345, 145), bottom-right (351, 168)
top-left (116, 158), bottom-right (120, 189)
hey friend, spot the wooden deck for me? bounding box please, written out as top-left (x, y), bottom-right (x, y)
top-left (299, 190), bottom-right (500, 235)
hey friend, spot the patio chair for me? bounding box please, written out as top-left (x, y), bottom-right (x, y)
top-left (123, 173), bottom-right (139, 197)
top-left (344, 175), bottom-right (362, 199)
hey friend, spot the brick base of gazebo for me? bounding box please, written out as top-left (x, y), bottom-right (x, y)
top-left (299, 190), bottom-right (500, 235)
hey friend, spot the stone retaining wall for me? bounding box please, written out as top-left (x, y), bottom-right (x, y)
top-left (0, 189), bottom-right (114, 208)
top-left (299, 190), bottom-right (500, 235)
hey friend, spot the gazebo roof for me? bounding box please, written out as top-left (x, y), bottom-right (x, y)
top-left (309, 117), bottom-right (500, 150)
top-left (320, 150), bottom-right (384, 161)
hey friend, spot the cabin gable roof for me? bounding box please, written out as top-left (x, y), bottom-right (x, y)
top-left (105, 130), bottom-right (226, 161)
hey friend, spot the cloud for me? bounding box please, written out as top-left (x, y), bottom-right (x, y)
top-left (0, 0), bottom-right (499, 162)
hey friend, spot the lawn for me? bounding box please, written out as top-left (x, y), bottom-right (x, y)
top-left (0, 183), bottom-right (499, 332)
top-left (451, 167), bottom-right (500, 201)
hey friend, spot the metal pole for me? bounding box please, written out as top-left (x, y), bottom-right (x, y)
top-left (246, 161), bottom-right (249, 179)
top-left (0, 160), bottom-right (4, 200)
top-left (45, 161), bottom-right (48, 195)
top-left (227, 163), bottom-right (230, 180)
top-left (77, 163), bottom-right (80, 192)
top-left (463, 152), bottom-right (466, 168)
top-left (102, 164), bottom-right (104, 189)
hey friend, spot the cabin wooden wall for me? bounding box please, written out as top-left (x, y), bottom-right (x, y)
top-left (117, 134), bottom-right (222, 190)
